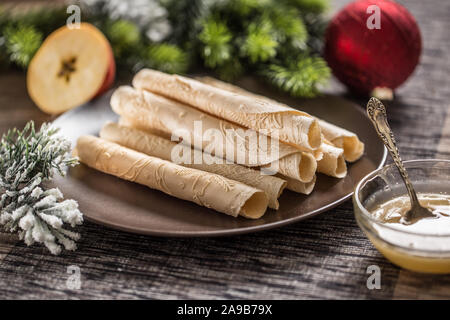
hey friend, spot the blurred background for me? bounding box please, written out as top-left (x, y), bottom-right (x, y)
top-left (0, 0), bottom-right (439, 139)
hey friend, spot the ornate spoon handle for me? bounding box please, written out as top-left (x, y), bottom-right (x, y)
top-left (366, 98), bottom-right (420, 205)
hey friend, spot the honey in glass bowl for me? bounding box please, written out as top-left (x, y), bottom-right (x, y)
top-left (353, 160), bottom-right (450, 274)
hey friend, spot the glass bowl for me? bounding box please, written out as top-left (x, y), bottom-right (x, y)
top-left (353, 159), bottom-right (450, 274)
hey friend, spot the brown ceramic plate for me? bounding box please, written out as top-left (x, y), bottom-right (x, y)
top-left (53, 84), bottom-right (386, 237)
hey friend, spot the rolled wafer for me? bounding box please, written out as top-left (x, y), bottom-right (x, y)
top-left (197, 76), bottom-right (258, 96)
top-left (100, 122), bottom-right (287, 209)
top-left (317, 120), bottom-right (364, 162)
top-left (197, 76), bottom-right (364, 163)
top-left (317, 142), bottom-right (347, 178)
top-left (279, 175), bottom-right (317, 195)
top-left (132, 69), bottom-right (322, 151)
top-left (119, 115), bottom-right (323, 162)
top-left (75, 135), bottom-right (269, 219)
top-left (111, 86), bottom-right (317, 183)
top-left (119, 117), bottom-right (170, 140)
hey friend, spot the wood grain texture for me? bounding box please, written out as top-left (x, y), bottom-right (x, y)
top-left (0, 233), bottom-right (17, 263)
top-left (437, 108), bottom-right (450, 157)
top-left (1, 0), bottom-right (450, 299)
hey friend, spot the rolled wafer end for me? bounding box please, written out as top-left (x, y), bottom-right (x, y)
top-left (240, 191), bottom-right (270, 219)
top-left (299, 152), bottom-right (317, 183)
top-left (317, 143), bottom-right (347, 178)
top-left (110, 86), bottom-right (131, 115)
top-left (334, 155), bottom-right (347, 179)
top-left (318, 119), bottom-right (364, 163)
top-left (307, 120), bottom-right (322, 150)
top-left (274, 151), bottom-right (317, 183)
top-left (282, 175), bottom-right (317, 195)
top-left (339, 136), bottom-right (365, 162)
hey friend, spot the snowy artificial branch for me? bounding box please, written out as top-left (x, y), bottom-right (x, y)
top-left (0, 121), bottom-right (83, 255)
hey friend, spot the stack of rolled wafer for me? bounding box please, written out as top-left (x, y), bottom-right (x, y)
top-left (75, 69), bottom-right (364, 219)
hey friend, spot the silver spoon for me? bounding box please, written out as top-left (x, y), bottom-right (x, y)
top-left (366, 97), bottom-right (435, 225)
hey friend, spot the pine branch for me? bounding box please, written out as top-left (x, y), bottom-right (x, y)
top-left (223, 0), bottom-right (271, 18)
top-left (144, 43), bottom-right (189, 74)
top-left (267, 7), bottom-right (308, 49)
top-left (264, 54), bottom-right (330, 97)
top-left (81, 0), bottom-right (172, 42)
top-left (215, 59), bottom-right (244, 82)
top-left (162, 0), bottom-right (207, 46)
top-left (241, 21), bottom-right (278, 64)
top-left (282, 0), bottom-right (329, 14)
top-left (198, 18), bottom-right (233, 68)
top-left (104, 19), bottom-right (141, 58)
top-left (4, 24), bottom-right (42, 69)
top-left (0, 122), bottom-right (83, 255)
top-left (0, 122), bottom-right (77, 180)
top-left (303, 12), bottom-right (328, 54)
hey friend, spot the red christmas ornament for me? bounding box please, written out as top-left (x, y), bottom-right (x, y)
top-left (324, 0), bottom-right (421, 95)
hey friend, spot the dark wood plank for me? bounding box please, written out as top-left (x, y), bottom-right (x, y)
top-left (0, 206), bottom-right (401, 299)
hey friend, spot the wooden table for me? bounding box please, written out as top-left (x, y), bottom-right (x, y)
top-left (1, 0), bottom-right (450, 299)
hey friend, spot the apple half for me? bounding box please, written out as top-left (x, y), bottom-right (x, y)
top-left (27, 23), bottom-right (115, 114)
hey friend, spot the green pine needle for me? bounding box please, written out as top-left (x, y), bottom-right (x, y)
top-left (163, 0), bottom-right (207, 46)
top-left (224, 0), bottom-right (271, 16)
top-left (146, 43), bottom-right (189, 74)
top-left (4, 24), bottom-right (42, 68)
top-left (264, 55), bottom-right (330, 97)
top-left (241, 22), bottom-right (278, 64)
top-left (106, 19), bottom-right (141, 58)
top-left (268, 7), bottom-right (308, 48)
top-left (216, 59), bottom-right (244, 81)
top-left (199, 18), bottom-right (233, 68)
top-left (282, 0), bottom-right (329, 14)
